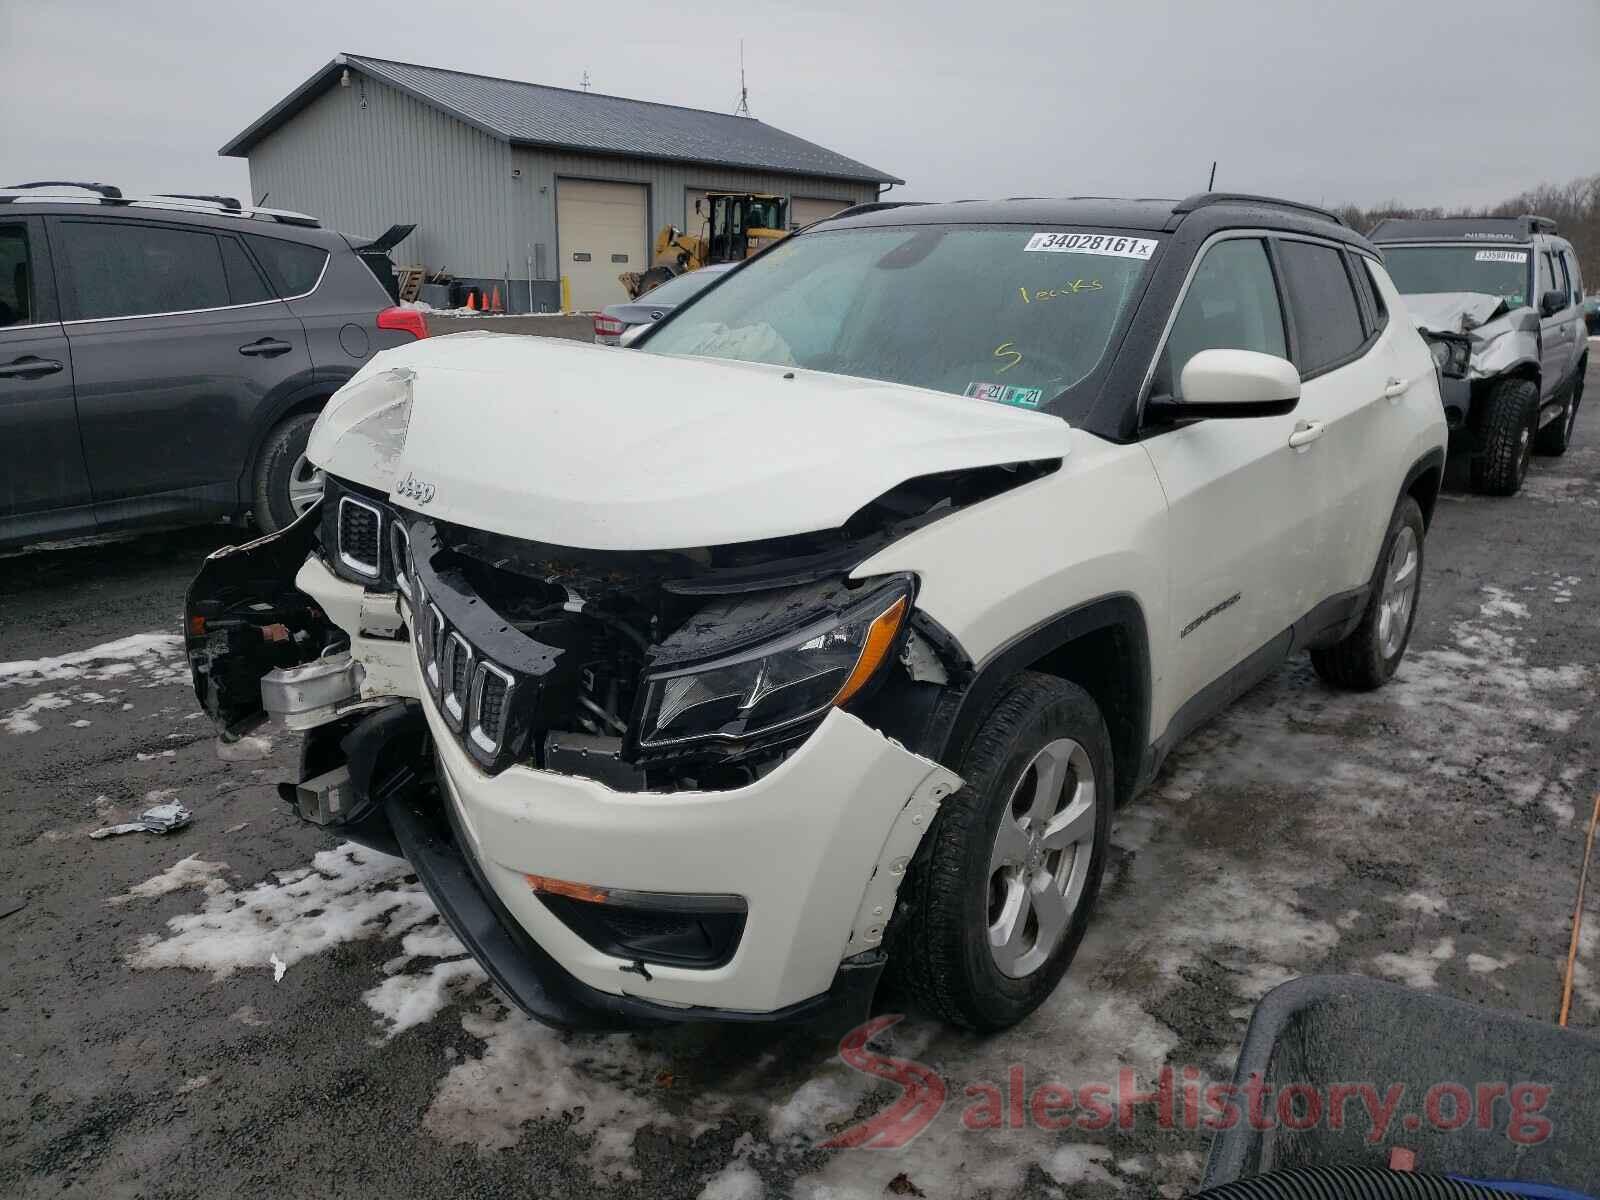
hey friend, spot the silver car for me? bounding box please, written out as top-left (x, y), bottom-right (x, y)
top-left (592, 262), bottom-right (737, 345)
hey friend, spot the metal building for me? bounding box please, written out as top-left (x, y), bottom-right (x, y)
top-left (221, 54), bottom-right (902, 312)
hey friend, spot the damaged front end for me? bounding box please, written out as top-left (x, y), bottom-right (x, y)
top-left (187, 451), bottom-right (1072, 1026)
top-left (185, 505), bottom-right (340, 735)
top-left (1409, 293), bottom-right (1542, 435)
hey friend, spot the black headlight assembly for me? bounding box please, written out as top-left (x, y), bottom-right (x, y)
top-left (632, 574), bottom-right (915, 760)
top-left (1426, 334), bottom-right (1471, 379)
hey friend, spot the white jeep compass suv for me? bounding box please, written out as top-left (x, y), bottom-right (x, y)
top-left (187, 193), bottom-right (1448, 1032)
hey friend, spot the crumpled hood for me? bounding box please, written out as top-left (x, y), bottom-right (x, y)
top-left (309, 332), bottom-right (1072, 550)
top-left (1405, 291), bottom-right (1512, 335)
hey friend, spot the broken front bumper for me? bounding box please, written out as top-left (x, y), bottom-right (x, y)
top-left (417, 679), bottom-right (959, 1021)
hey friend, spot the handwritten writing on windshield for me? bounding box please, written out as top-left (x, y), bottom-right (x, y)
top-left (994, 342), bottom-right (1023, 373)
top-left (1019, 279), bottom-right (1103, 303)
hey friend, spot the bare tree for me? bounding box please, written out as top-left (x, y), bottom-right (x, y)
top-left (1338, 173), bottom-right (1600, 293)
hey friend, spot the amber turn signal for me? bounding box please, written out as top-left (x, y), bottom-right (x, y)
top-left (832, 594), bottom-right (908, 708)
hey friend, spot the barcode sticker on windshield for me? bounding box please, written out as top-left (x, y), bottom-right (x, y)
top-left (1025, 232), bottom-right (1158, 259)
top-left (1474, 250), bottom-right (1527, 263)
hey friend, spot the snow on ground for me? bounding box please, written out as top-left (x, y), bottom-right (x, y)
top-left (109, 855), bottom-right (230, 905)
top-left (118, 582), bottom-right (1594, 1195)
top-left (1, 632), bottom-right (189, 735)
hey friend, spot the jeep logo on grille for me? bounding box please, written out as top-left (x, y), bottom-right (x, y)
top-left (396, 472), bottom-right (436, 505)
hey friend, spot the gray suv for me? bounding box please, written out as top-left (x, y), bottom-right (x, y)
top-left (1370, 215), bottom-right (1587, 495)
top-left (0, 182), bottom-right (425, 548)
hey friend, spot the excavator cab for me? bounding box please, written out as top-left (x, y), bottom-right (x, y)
top-left (620, 192), bottom-right (790, 300)
top-left (704, 192), bottom-right (789, 263)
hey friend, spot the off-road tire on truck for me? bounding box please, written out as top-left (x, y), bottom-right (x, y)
top-left (890, 672), bottom-right (1112, 1031)
top-left (252, 413), bottom-right (323, 533)
top-left (1469, 376), bottom-right (1538, 495)
top-left (1534, 368), bottom-right (1584, 457)
top-left (1310, 497), bottom-right (1425, 692)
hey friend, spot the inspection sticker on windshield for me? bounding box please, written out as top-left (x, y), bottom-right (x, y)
top-left (1025, 232), bottom-right (1157, 259)
top-left (1474, 250), bottom-right (1527, 263)
top-left (967, 382), bottom-right (1044, 408)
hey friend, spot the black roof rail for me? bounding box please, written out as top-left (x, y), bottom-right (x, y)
top-left (1170, 191), bottom-right (1345, 227)
top-left (1, 180), bottom-right (125, 202)
top-left (158, 193), bottom-right (243, 212)
top-left (822, 200), bottom-right (930, 221)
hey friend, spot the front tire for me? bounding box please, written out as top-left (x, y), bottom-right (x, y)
top-left (1310, 496), bottom-right (1425, 691)
top-left (1470, 376), bottom-right (1538, 495)
top-left (252, 412), bottom-right (324, 532)
top-left (890, 672), bottom-right (1112, 1031)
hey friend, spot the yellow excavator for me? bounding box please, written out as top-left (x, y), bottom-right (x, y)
top-left (619, 192), bottom-right (789, 299)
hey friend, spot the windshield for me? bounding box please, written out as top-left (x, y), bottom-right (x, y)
top-left (637, 267), bottom-right (725, 307)
top-left (1381, 245), bottom-right (1531, 308)
top-left (642, 224), bottom-right (1157, 410)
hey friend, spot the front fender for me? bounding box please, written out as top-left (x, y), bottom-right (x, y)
top-left (1470, 329), bottom-right (1539, 382)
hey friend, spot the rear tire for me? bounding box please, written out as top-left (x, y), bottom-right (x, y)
top-left (252, 412), bottom-right (323, 533)
top-left (1534, 370), bottom-right (1583, 457)
top-left (1469, 376), bottom-right (1537, 495)
top-left (890, 672), bottom-right (1112, 1031)
top-left (1310, 497), bottom-right (1425, 691)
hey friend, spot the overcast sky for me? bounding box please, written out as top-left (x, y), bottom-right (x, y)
top-left (5, 0), bottom-right (1596, 211)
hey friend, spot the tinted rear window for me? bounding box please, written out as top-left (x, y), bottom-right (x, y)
top-left (0, 224), bottom-right (30, 326)
top-left (1276, 240), bottom-right (1366, 374)
top-left (220, 236), bottom-right (272, 305)
top-left (58, 220), bottom-right (229, 319)
top-left (245, 235), bottom-right (329, 296)
top-left (1349, 254), bottom-right (1388, 333)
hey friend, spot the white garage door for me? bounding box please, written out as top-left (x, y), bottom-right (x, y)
top-left (791, 197), bottom-right (852, 228)
top-left (557, 179), bottom-right (647, 311)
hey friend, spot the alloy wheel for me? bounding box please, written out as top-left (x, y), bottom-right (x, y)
top-left (286, 452), bottom-right (325, 517)
top-left (986, 737), bottom-right (1097, 979)
top-left (1377, 525), bottom-right (1419, 659)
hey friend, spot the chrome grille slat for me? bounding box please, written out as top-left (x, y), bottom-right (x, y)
top-left (425, 601), bottom-right (445, 692)
top-left (390, 522), bottom-right (413, 598)
top-left (469, 660), bottom-right (514, 755)
top-left (442, 632), bottom-right (473, 726)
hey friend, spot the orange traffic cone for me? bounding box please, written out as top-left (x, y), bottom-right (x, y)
top-left (489, 285), bottom-right (503, 313)
top-left (465, 290), bottom-right (478, 311)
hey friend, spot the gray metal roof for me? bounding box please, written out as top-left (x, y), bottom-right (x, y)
top-left (221, 54), bottom-right (903, 185)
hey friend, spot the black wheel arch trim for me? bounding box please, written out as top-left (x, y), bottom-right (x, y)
top-left (923, 593), bottom-right (1151, 807)
top-left (1398, 444), bottom-right (1446, 529)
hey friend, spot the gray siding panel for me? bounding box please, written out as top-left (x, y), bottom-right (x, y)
top-left (247, 75), bottom-right (514, 277)
top-left (246, 71), bottom-right (878, 303)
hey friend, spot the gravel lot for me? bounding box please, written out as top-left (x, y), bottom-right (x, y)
top-left (2, 359), bottom-right (1596, 1199)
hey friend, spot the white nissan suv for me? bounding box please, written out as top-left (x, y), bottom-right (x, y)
top-left (188, 193), bottom-right (1448, 1033)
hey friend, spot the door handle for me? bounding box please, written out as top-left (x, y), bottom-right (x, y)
top-left (1288, 419), bottom-right (1326, 449)
top-left (0, 356), bottom-right (65, 380)
top-left (1383, 376), bottom-right (1411, 401)
top-left (239, 338), bottom-right (293, 358)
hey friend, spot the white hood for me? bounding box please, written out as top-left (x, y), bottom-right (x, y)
top-left (308, 332), bottom-right (1072, 551)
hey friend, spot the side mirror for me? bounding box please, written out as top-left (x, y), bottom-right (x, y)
top-left (618, 322), bottom-right (650, 348)
top-left (1145, 349), bottom-right (1301, 424)
top-left (1539, 289), bottom-right (1567, 318)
